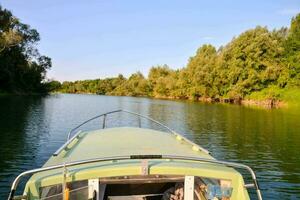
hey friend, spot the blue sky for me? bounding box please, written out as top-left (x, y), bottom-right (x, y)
top-left (1, 0), bottom-right (300, 81)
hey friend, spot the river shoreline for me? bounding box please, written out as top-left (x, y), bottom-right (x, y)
top-left (152, 95), bottom-right (286, 108)
top-left (0, 91), bottom-right (287, 108)
top-left (46, 92), bottom-right (287, 108)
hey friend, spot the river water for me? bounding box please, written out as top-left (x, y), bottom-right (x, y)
top-left (0, 94), bottom-right (299, 199)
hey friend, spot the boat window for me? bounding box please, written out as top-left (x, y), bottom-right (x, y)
top-left (39, 180), bottom-right (88, 200)
top-left (38, 176), bottom-right (233, 200)
top-left (194, 177), bottom-right (233, 200)
top-left (101, 175), bottom-right (233, 200)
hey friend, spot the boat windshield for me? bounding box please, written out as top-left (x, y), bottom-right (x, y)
top-left (39, 175), bottom-right (233, 200)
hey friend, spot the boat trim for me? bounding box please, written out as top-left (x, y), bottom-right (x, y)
top-left (53, 130), bottom-right (82, 156)
top-left (7, 155), bottom-right (262, 200)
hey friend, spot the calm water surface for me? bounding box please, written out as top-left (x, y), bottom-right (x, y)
top-left (0, 94), bottom-right (299, 199)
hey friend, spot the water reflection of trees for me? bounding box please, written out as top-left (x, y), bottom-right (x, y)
top-left (0, 95), bottom-right (49, 198)
top-left (180, 103), bottom-right (300, 198)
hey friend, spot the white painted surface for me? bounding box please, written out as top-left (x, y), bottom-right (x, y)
top-left (184, 176), bottom-right (194, 200)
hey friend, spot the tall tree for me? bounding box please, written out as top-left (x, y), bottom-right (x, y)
top-left (220, 26), bottom-right (286, 98)
top-left (148, 65), bottom-right (178, 97)
top-left (112, 72), bottom-right (150, 96)
top-left (284, 14), bottom-right (300, 85)
top-left (185, 44), bottom-right (218, 99)
top-left (0, 6), bottom-right (52, 93)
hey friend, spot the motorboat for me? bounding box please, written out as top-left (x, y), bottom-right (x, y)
top-left (8, 110), bottom-right (262, 200)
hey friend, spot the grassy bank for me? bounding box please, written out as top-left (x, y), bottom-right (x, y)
top-left (245, 87), bottom-right (300, 107)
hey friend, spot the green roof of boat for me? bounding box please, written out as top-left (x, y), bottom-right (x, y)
top-left (23, 127), bottom-right (251, 200)
top-left (45, 127), bottom-right (212, 166)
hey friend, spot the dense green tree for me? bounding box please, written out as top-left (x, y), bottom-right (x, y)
top-left (184, 44), bottom-right (218, 99)
top-left (46, 80), bottom-right (61, 91)
top-left (57, 13), bottom-right (300, 103)
top-left (284, 14), bottom-right (300, 85)
top-left (220, 26), bottom-right (286, 98)
top-left (60, 75), bottom-right (127, 94)
top-left (0, 5), bottom-right (52, 93)
top-left (111, 72), bottom-right (150, 96)
top-left (148, 65), bottom-right (178, 97)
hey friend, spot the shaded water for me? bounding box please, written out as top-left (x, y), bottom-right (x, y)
top-left (0, 94), bottom-right (299, 199)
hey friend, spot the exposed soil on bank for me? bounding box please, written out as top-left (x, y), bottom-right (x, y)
top-left (152, 95), bottom-right (286, 108)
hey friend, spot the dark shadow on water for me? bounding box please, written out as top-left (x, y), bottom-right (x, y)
top-left (0, 95), bottom-right (49, 198)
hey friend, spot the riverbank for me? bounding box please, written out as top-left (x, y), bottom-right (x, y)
top-left (54, 87), bottom-right (300, 109)
top-left (151, 95), bottom-right (287, 108)
top-left (2, 90), bottom-right (286, 107)
top-left (187, 87), bottom-right (300, 108)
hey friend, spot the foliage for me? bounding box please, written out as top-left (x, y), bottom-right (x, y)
top-left (60, 75), bottom-right (126, 95)
top-left (247, 86), bottom-right (300, 104)
top-left (220, 26), bottom-right (287, 98)
top-left (183, 44), bottom-right (218, 99)
top-left (57, 13), bottom-right (300, 103)
top-left (148, 65), bottom-right (178, 97)
top-left (110, 72), bottom-right (150, 96)
top-left (283, 14), bottom-right (300, 85)
top-left (45, 80), bottom-right (61, 92)
top-left (0, 6), bottom-right (52, 93)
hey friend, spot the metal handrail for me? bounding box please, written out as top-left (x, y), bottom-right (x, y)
top-left (67, 110), bottom-right (123, 140)
top-left (7, 155), bottom-right (262, 200)
top-left (64, 109), bottom-right (209, 155)
top-left (67, 109), bottom-right (177, 140)
top-left (53, 130), bottom-right (82, 156)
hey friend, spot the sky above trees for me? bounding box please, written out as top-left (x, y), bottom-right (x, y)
top-left (1, 0), bottom-right (300, 81)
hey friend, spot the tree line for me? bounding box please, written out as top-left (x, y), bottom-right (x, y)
top-left (0, 6), bottom-right (52, 94)
top-left (58, 13), bottom-right (300, 102)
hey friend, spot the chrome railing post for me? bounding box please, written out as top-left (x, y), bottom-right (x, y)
top-left (62, 163), bottom-right (68, 200)
top-left (102, 114), bottom-right (106, 129)
top-left (138, 116), bottom-right (141, 128)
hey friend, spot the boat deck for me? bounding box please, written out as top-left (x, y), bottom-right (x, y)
top-left (45, 127), bottom-right (213, 166)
